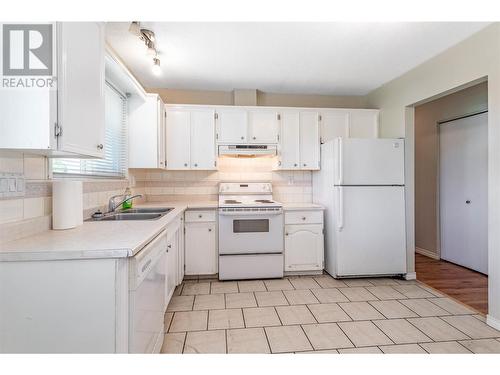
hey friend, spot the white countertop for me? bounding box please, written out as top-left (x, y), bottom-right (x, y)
top-left (0, 202), bottom-right (217, 262)
top-left (0, 200), bottom-right (323, 262)
top-left (282, 203), bottom-right (324, 211)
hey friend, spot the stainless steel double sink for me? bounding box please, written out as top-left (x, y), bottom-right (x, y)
top-left (87, 207), bottom-right (174, 221)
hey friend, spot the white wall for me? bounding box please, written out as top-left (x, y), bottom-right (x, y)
top-left (366, 23), bottom-right (500, 328)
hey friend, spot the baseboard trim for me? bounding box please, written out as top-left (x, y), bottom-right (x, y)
top-left (404, 272), bottom-right (417, 280)
top-left (416, 247), bottom-right (440, 260)
top-left (487, 314), bottom-right (500, 330)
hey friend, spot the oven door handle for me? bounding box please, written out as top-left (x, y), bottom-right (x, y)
top-left (218, 210), bottom-right (283, 216)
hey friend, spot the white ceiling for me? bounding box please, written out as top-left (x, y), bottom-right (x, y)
top-left (106, 22), bottom-right (488, 96)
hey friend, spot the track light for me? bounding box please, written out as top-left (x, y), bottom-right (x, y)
top-left (152, 57), bottom-right (161, 75)
top-left (129, 22), bottom-right (162, 76)
top-left (128, 21), bottom-right (141, 36)
top-left (146, 40), bottom-right (157, 56)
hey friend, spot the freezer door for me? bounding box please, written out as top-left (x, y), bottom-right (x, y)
top-left (334, 138), bottom-right (405, 185)
top-left (333, 186), bottom-right (406, 276)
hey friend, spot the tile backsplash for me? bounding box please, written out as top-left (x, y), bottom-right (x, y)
top-left (0, 152), bottom-right (312, 244)
top-left (0, 151), bottom-right (144, 244)
top-left (130, 156), bottom-right (312, 203)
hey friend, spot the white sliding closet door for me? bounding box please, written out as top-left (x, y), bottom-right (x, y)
top-left (439, 111), bottom-right (488, 274)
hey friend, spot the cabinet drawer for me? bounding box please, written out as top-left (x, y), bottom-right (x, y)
top-left (285, 210), bottom-right (323, 225)
top-left (185, 210), bottom-right (216, 223)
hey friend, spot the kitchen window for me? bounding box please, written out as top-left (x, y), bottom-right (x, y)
top-left (51, 82), bottom-right (128, 178)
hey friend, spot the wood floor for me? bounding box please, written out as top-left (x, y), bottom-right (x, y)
top-left (415, 253), bottom-right (488, 314)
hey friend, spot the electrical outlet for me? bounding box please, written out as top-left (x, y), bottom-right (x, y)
top-left (0, 173), bottom-right (25, 198)
top-left (0, 178), bottom-right (7, 193)
top-left (8, 178), bottom-right (16, 192)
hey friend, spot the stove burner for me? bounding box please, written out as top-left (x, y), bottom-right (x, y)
top-left (225, 199), bottom-right (242, 204)
top-left (255, 199), bottom-right (274, 204)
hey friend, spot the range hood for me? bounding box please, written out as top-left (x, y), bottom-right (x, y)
top-left (218, 144), bottom-right (277, 157)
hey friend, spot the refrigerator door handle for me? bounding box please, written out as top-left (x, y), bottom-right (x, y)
top-left (337, 138), bottom-right (343, 185)
top-left (337, 187), bottom-right (344, 231)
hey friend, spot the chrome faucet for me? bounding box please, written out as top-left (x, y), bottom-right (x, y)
top-left (108, 194), bottom-right (143, 213)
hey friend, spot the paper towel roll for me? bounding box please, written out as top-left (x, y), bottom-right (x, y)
top-left (52, 180), bottom-right (83, 230)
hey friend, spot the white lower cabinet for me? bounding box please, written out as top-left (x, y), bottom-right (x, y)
top-left (0, 214), bottom-right (188, 354)
top-left (184, 210), bottom-right (217, 275)
top-left (165, 215), bottom-right (184, 306)
top-left (284, 209), bottom-right (324, 273)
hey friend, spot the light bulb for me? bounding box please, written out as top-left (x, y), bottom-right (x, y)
top-left (152, 58), bottom-right (161, 75)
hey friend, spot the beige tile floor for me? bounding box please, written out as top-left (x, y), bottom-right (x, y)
top-left (161, 274), bottom-right (500, 354)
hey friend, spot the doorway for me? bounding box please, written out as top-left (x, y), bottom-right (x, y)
top-left (414, 81), bottom-right (488, 314)
top-left (439, 111), bottom-right (488, 274)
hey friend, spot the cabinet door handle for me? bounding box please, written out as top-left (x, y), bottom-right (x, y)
top-left (194, 163), bottom-right (198, 167)
top-left (208, 228), bottom-right (212, 232)
top-left (240, 136), bottom-right (245, 140)
top-left (303, 163), bottom-right (307, 167)
top-left (198, 214), bottom-right (203, 218)
top-left (252, 136), bottom-right (256, 140)
top-left (302, 217), bottom-right (306, 221)
top-left (97, 144), bottom-right (104, 150)
top-left (294, 163), bottom-right (298, 167)
top-left (184, 163), bottom-right (188, 167)
top-left (285, 233), bottom-right (289, 236)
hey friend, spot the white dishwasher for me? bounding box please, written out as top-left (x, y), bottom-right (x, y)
top-left (129, 229), bottom-right (168, 353)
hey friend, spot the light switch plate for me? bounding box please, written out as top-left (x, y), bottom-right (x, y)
top-left (8, 178), bottom-right (16, 192)
top-left (0, 178), bottom-right (7, 193)
top-left (0, 173), bottom-right (25, 198)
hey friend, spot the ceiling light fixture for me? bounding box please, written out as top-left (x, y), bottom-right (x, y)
top-left (152, 57), bottom-right (161, 75)
top-left (128, 21), bottom-right (141, 36)
top-left (146, 40), bottom-right (157, 56)
top-left (129, 22), bottom-right (162, 76)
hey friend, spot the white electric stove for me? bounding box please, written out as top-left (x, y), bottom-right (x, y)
top-left (218, 182), bottom-right (284, 280)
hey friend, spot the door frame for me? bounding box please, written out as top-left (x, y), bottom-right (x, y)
top-left (436, 109), bottom-right (488, 261)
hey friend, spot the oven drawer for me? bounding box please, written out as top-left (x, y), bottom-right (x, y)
top-left (185, 210), bottom-right (216, 223)
top-left (219, 254), bottom-right (284, 280)
top-left (285, 210), bottom-right (323, 225)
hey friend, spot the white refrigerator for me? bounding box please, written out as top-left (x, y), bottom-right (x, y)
top-left (313, 138), bottom-right (407, 278)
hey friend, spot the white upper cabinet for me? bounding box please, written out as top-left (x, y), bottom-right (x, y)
top-left (320, 109), bottom-right (379, 143)
top-left (0, 22), bottom-right (105, 158)
top-left (320, 111), bottom-right (349, 144)
top-left (165, 106), bottom-right (216, 170)
top-left (57, 22), bottom-right (105, 158)
top-left (190, 109), bottom-right (216, 169)
top-left (129, 94), bottom-right (166, 169)
top-left (299, 112), bottom-right (320, 170)
top-left (348, 110), bottom-right (379, 138)
top-left (248, 110), bottom-right (280, 144)
top-left (279, 111), bottom-right (300, 169)
top-left (216, 108), bottom-right (279, 145)
top-left (165, 110), bottom-right (191, 169)
top-left (216, 108), bottom-right (247, 143)
top-left (278, 110), bottom-right (320, 170)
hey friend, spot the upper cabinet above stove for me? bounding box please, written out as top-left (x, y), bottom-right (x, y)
top-left (247, 110), bottom-right (280, 144)
top-left (216, 108), bottom-right (280, 145)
